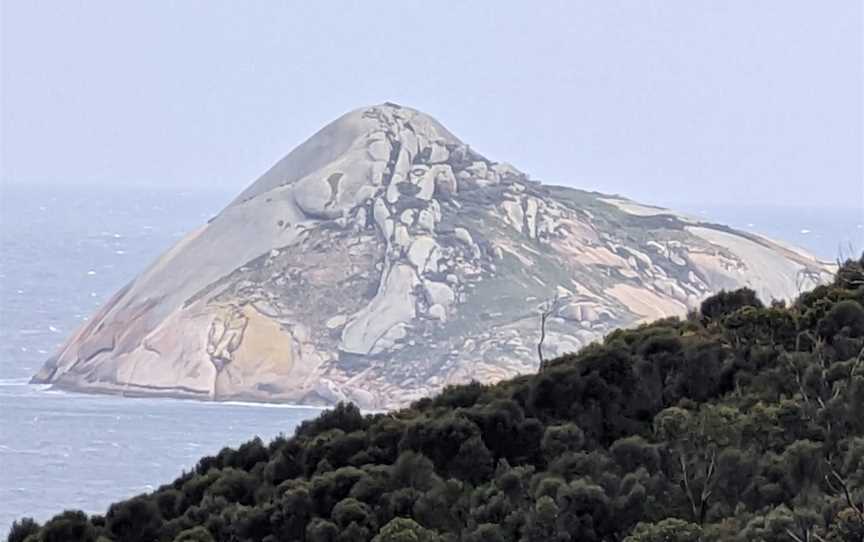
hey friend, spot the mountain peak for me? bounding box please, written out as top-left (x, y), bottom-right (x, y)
top-left (34, 105), bottom-right (833, 408)
top-left (230, 103), bottom-right (465, 207)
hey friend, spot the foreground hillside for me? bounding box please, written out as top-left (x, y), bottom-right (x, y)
top-left (11, 257), bottom-right (864, 542)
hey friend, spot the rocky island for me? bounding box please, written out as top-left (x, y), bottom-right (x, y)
top-left (33, 103), bottom-right (833, 408)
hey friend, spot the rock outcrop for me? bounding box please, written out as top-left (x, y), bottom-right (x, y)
top-left (33, 103), bottom-right (835, 409)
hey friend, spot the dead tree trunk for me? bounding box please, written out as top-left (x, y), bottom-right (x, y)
top-left (538, 295), bottom-right (560, 367)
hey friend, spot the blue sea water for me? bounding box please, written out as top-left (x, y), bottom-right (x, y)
top-left (0, 182), bottom-right (861, 532)
top-left (0, 184), bottom-right (324, 533)
top-left (671, 202), bottom-right (864, 264)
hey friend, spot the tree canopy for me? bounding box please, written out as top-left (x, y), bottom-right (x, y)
top-left (11, 257), bottom-right (864, 542)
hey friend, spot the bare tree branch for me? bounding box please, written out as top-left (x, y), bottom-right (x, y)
top-left (537, 294), bottom-right (560, 367)
top-left (678, 454), bottom-right (699, 523)
top-left (826, 469), bottom-right (864, 524)
top-left (699, 449), bottom-right (717, 524)
top-left (785, 527), bottom-right (806, 542)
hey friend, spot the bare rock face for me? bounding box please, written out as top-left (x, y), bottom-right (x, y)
top-left (33, 103), bottom-right (835, 409)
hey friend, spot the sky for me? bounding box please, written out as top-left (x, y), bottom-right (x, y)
top-left (1, 1), bottom-right (862, 210)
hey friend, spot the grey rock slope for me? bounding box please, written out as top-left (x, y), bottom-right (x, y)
top-left (34, 103), bottom-right (834, 408)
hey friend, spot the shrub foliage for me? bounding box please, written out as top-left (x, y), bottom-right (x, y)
top-left (12, 257), bottom-right (864, 541)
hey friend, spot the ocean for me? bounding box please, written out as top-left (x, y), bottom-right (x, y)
top-left (0, 184), bottom-right (325, 533)
top-left (0, 183), bottom-right (861, 532)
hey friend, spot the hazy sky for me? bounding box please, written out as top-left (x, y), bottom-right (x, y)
top-left (1, 1), bottom-right (862, 209)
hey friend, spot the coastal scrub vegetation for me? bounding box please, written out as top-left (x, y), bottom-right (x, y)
top-left (10, 257), bottom-right (864, 541)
